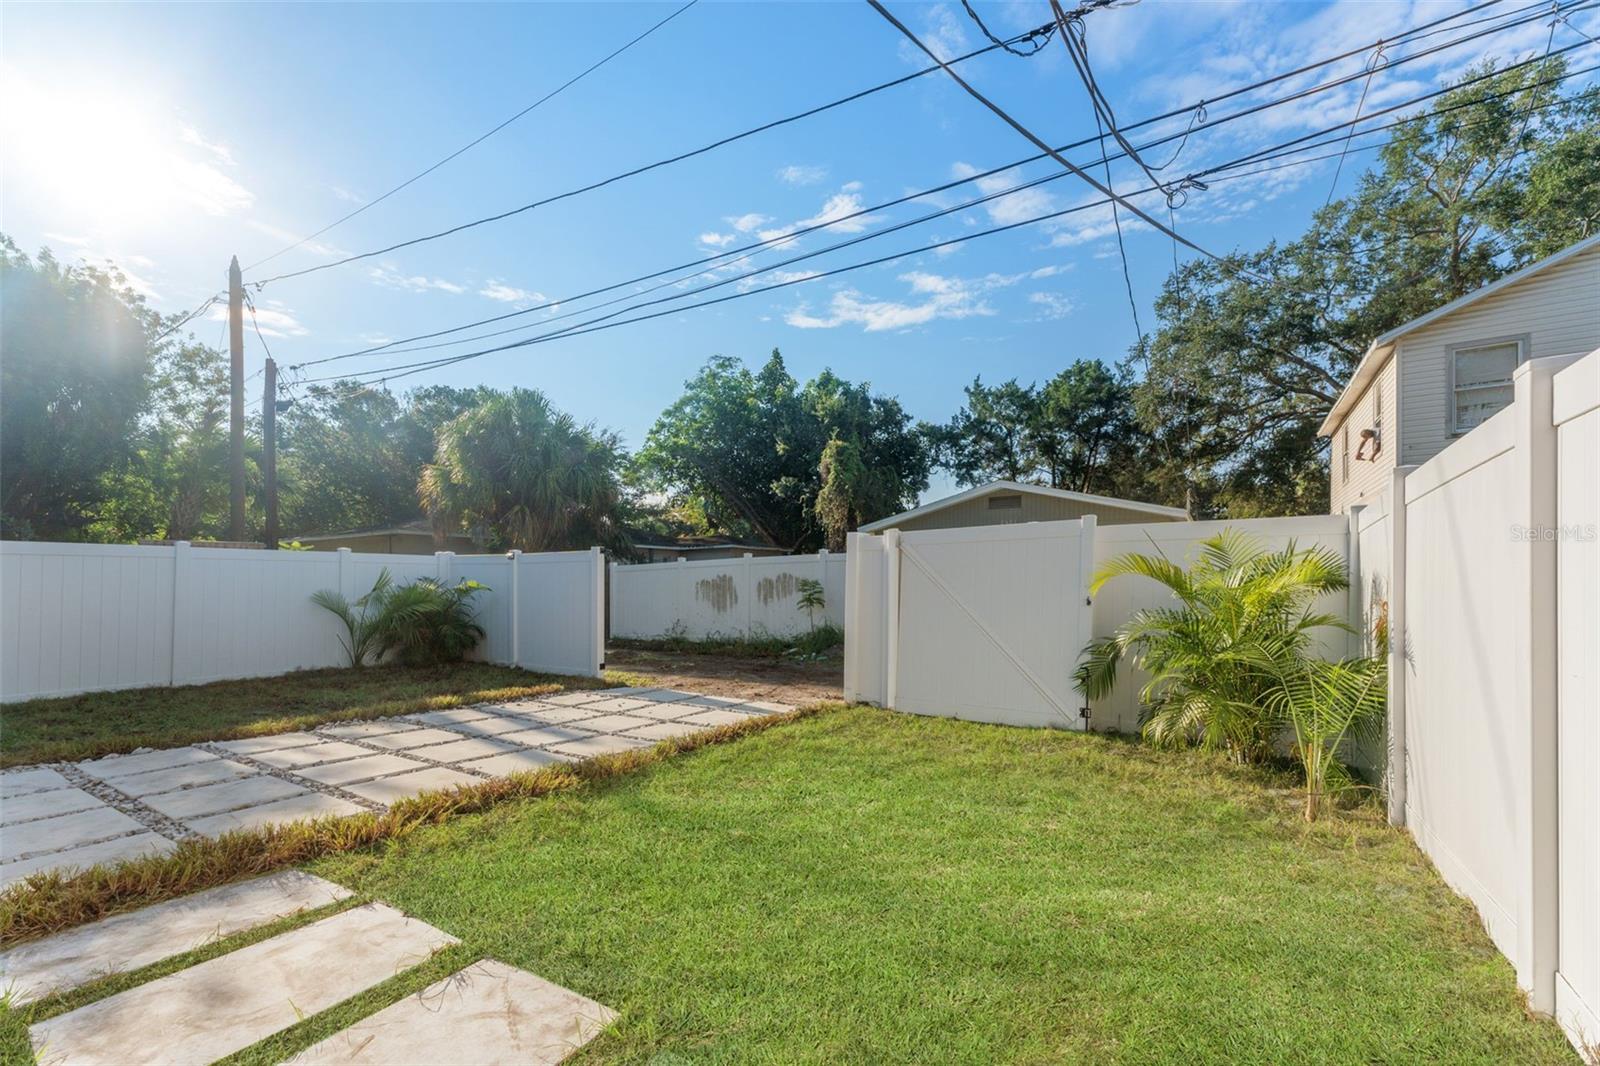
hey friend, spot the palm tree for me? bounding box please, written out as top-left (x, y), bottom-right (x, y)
top-left (419, 389), bottom-right (629, 553)
top-left (1264, 655), bottom-right (1387, 820)
top-left (1074, 530), bottom-right (1351, 763)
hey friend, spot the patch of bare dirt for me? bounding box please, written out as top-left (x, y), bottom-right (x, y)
top-left (605, 646), bottom-right (843, 707)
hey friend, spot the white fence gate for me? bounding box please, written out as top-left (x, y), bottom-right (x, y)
top-left (0, 542), bottom-right (606, 702)
top-left (845, 519), bottom-right (1095, 729)
top-left (609, 551), bottom-right (845, 640)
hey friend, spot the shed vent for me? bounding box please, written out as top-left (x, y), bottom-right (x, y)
top-left (987, 494), bottom-right (1023, 511)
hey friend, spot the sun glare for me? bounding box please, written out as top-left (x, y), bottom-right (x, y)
top-left (1, 66), bottom-right (251, 238)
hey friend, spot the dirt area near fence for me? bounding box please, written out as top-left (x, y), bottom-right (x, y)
top-left (606, 646), bottom-right (844, 707)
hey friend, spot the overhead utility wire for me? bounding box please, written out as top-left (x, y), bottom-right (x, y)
top-left (293, 0), bottom-right (1577, 370)
top-left (244, 0), bottom-right (700, 271)
top-left (293, 55), bottom-right (1599, 387)
top-left (248, 20), bottom-right (1059, 288)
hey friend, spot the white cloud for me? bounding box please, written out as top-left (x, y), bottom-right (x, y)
top-left (330, 185), bottom-right (365, 204)
top-left (43, 231), bottom-right (90, 247)
top-left (699, 231), bottom-right (737, 248)
top-left (180, 126), bottom-right (236, 167)
top-left (209, 302), bottom-right (307, 338)
top-left (777, 164), bottom-right (827, 185)
top-left (784, 270), bottom-right (1024, 332)
top-left (478, 280), bottom-right (546, 305)
top-left (900, 3), bottom-right (969, 65)
top-left (1028, 292), bottom-right (1076, 320)
top-left (952, 161), bottom-right (1059, 227)
top-left (727, 212), bottom-right (771, 233)
top-left (245, 220), bottom-right (346, 260)
top-left (368, 264), bottom-right (466, 294)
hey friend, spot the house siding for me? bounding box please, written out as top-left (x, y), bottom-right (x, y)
top-left (887, 491), bottom-right (1184, 532)
top-left (1399, 246), bottom-right (1600, 467)
top-left (1329, 355), bottom-right (1400, 514)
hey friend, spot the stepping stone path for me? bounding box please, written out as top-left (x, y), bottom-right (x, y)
top-left (6, 874), bottom-right (613, 1064)
top-left (1, 687), bottom-right (791, 888)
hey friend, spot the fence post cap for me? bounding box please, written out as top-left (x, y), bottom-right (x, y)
top-left (336, 546), bottom-right (352, 555)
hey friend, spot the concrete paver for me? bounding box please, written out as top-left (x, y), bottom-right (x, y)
top-left (680, 709), bottom-right (758, 727)
top-left (286, 958), bottom-right (615, 1065)
top-left (461, 749), bottom-right (573, 777)
top-left (112, 758), bottom-right (258, 797)
top-left (29, 903), bottom-right (457, 1066)
top-left (317, 719), bottom-right (419, 739)
top-left (185, 791), bottom-right (365, 836)
top-left (548, 734), bottom-right (653, 759)
top-left (344, 767), bottom-right (482, 805)
top-left (2, 786), bottom-right (103, 824)
top-left (497, 725), bottom-right (593, 748)
top-left (357, 727), bottom-right (471, 751)
top-left (1, 768), bottom-right (72, 797)
top-left (213, 732), bottom-right (325, 756)
top-left (622, 721), bottom-right (703, 741)
top-left (78, 746), bottom-right (218, 780)
top-left (418, 736), bottom-right (522, 764)
top-left (536, 691), bottom-right (610, 707)
top-left (143, 775), bottom-right (307, 820)
top-left (250, 741), bottom-right (380, 770)
top-left (579, 697), bottom-right (656, 714)
top-left (1, 833), bottom-right (176, 888)
top-left (577, 714), bottom-right (657, 733)
top-left (293, 753), bottom-right (425, 787)
top-left (4, 805), bottom-right (148, 859)
top-left (0, 870), bottom-right (352, 1005)
top-left (426, 713), bottom-right (534, 737)
top-left (407, 708), bottom-right (496, 727)
top-left (509, 706), bottom-right (602, 726)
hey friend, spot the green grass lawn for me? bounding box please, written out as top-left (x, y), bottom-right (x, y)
top-left (0, 663), bottom-right (638, 767)
top-left (243, 705), bottom-right (1576, 1065)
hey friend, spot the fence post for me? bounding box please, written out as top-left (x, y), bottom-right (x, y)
top-left (1077, 515), bottom-right (1097, 731)
top-left (170, 540), bottom-right (192, 686)
top-left (1346, 503), bottom-right (1365, 660)
top-left (508, 550), bottom-right (522, 669)
top-left (817, 549), bottom-right (830, 632)
top-left (435, 550), bottom-right (454, 586)
top-left (1386, 465), bottom-right (1415, 828)
top-left (843, 536), bottom-right (859, 702)
top-left (337, 547), bottom-right (354, 602)
top-left (883, 529), bottom-right (901, 710)
top-left (1512, 357), bottom-right (1564, 1014)
top-left (742, 552), bottom-right (754, 638)
top-left (591, 546), bottom-right (606, 675)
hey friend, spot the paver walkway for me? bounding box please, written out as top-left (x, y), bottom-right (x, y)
top-left (1, 687), bottom-right (791, 887)
top-left (4, 873), bottom-right (613, 1064)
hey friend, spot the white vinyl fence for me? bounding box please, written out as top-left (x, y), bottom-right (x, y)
top-left (846, 514), bottom-right (1354, 732)
top-left (609, 551), bottom-right (845, 640)
top-left (1354, 349), bottom-right (1599, 1056)
top-left (0, 543), bottom-right (606, 702)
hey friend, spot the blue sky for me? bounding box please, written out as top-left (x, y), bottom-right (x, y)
top-left (4, 0), bottom-right (1596, 501)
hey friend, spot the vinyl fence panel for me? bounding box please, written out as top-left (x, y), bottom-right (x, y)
top-left (1088, 515), bottom-right (1353, 734)
top-left (0, 543), bottom-right (605, 702)
top-left (609, 552), bottom-right (846, 640)
top-left (1553, 350), bottom-right (1600, 1052)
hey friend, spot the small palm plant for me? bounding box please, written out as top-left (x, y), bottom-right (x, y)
top-left (1264, 655), bottom-right (1387, 820)
top-left (1074, 531), bottom-right (1351, 763)
top-left (311, 569), bottom-right (396, 668)
top-left (796, 578), bottom-right (826, 632)
top-left (377, 577), bottom-right (488, 666)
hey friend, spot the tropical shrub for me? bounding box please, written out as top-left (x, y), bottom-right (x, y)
top-left (311, 569), bottom-right (487, 667)
top-left (310, 569), bottom-right (396, 668)
top-left (1264, 655), bottom-right (1387, 820)
top-left (1073, 531), bottom-right (1351, 763)
top-left (796, 578), bottom-right (826, 631)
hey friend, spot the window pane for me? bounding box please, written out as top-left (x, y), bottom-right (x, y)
top-left (1455, 343), bottom-right (1519, 388)
top-left (1456, 384), bottom-right (1513, 430)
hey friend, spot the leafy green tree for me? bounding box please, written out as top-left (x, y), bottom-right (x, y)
top-left (637, 350), bottom-right (929, 550)
top-left (926, 362), bottom-right (1154, 497)
top-left (0, 239), bottom-right (156, 539)
top-left (1136, 58), bottom-right (1599, 515)
top-left (420, 388), bottom-right (629, 552)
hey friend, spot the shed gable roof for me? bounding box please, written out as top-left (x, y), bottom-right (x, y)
top-left (858, 480), bottom-right (1187, 532)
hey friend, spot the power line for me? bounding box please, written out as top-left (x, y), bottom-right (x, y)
top-left (870, 0), bottom-right (1246, 274)
top-left (960, 0), bottom-right (1082, 56)
top-left (292, 57), bottom-right (1598, 388)
top-left (287, 0), bottom-right (1585, 368)
top-left (1324, 40), bottom-right (1388, 206)
top-left (243, 0), bottom-right (700, 272)
top-left (295, 11), bottom-right (1597, 373)
top-left (248, 19), bottom-right (1059, 288)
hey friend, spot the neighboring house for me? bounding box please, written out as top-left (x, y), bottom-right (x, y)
top-left (858, 480), bottom-right (1188, 533)
top-left (290, 518), bottom-right (482, 555)
top-left (629, 536), bottom-right (790, 564)
top-left (1320, 233), bottom-right (1600, 515)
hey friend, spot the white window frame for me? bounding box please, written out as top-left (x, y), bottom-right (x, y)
top-left (1449, 334), bottom-right (1529, 435)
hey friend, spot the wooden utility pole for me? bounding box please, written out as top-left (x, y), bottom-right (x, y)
top-left (228, 256), bottom-right (246, 541)
top-left (263, 358), bottom-right (279, 550)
